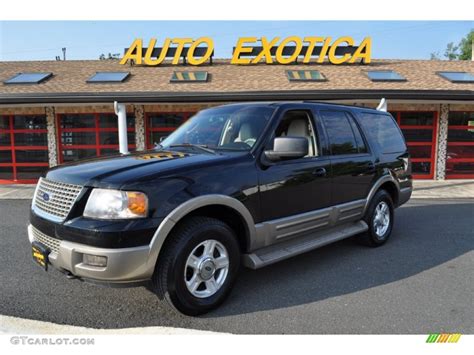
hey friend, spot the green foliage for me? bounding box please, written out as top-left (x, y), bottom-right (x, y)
top-left (431, 29), bottom-right (473, 60)
top-left (458, 29), bottom-right (473, 60)
top-left (99, 53), bottom-right (121, 60)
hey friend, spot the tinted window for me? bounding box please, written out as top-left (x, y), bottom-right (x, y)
top-left (320, 111), bottom-right (358, 155)
top-left (13, 115), bottom-right (47, 129)
top-left (359, 113), bottom-right (406, 154)
top-left (346, 113), bottom-right (367, 153)
top-left (448, 111), bottom-right (474, 126)
top-left (399, 112), bottom-right (434, 126)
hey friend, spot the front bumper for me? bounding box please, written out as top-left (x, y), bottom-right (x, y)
top-left (398, 186), bottom-right (412, 206)
top-left (28, 224), bottom-right (155, 284)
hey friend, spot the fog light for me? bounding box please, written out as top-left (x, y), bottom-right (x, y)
top-left (83, 254), bottom-right (107, 267)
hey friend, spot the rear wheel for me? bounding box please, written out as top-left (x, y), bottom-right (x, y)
top-left (152, 216), bottom-right (240, 316)
top-left (359, 189), bottom-right (394, 247)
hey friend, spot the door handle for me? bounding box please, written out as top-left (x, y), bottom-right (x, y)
top-left (312, 167), bottom-right (327, 177)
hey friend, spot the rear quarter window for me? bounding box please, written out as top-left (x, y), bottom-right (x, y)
top-left (358, 112), bottom-right (406, 154)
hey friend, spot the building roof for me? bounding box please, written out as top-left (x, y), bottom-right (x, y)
top-left (1, 59), bottom-right (473, 104)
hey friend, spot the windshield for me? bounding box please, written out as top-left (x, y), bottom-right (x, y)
top-left (159, 105), bottom-right (275, 151)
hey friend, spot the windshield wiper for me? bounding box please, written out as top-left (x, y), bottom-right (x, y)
top-left (169, 143), bottom-right (218, 155)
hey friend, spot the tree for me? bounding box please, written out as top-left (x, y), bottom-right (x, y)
top-left (99, 53), bottom-right (121, 60)
top-left (458, 29), bottom-right (473, 60)
top-left (444, 42), bottom-right (459, 60)
top-left (431, 29), bottom-right (473, 60)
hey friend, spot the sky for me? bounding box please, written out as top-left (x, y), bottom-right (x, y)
top-left (0, 21), bottom-right (472, 61)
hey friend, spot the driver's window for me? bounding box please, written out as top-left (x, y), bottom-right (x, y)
top-left (271, 111), bottom-right (318, 157)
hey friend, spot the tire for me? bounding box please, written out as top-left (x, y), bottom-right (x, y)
top-left (152, 216), bottom-right (240, 316)
top-left (358, 189), bottom-right (394, 247)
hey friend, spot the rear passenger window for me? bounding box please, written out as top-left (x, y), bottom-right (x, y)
top-left (320, 111), bottom-right (359, 155)
top-left (346, 112), bottom-right (368, 153)
top-left (359, 113), bottom-right (407, 154)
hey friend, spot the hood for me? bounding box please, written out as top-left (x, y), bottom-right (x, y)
top-left (45, 150), bottom-right (233, 188)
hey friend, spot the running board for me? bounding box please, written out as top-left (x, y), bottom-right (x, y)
top-left (242, 221), bottom-right (368, 269)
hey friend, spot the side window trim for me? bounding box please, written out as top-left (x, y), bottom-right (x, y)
top-left (262, 108), bottom-right (325, 164)
top-left (311, 109), bottom-right (329, 156)
top-left (344, 111), bottom-right (371, 155)
top-left (318, 109), bottom-right (367, 157)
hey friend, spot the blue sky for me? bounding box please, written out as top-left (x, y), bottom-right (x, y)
top-left (0, 21), bottom-right (472, 61)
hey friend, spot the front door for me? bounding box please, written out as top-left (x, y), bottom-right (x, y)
top-left (258, 109), bottom-right (331, 222)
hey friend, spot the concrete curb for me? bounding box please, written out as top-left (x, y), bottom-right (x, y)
top-left (0, 315), bottom-right (224, 335)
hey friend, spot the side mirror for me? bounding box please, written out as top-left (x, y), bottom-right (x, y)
top-left (264, 136), bottom-right (309, 162)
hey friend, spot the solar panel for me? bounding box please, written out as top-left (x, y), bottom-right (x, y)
top-left (170, 71), bottom-right (208, 82)
top-left (287, 70), bottom-right (326, 81)
top-left (367, 70), bottom-right (406, 81)
top-left (4, 72), bottom-right (53, 84)
top-left (87, 72), bottom-right (130, 83)
top-left (437, 71), bottom-right (474, 83)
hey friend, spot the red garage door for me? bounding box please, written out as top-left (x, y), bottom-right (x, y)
top-left (57, 113), bottom-right (135, 163)
top-left (145, 112), bottom-right (194, 149)
top-left (446, 111), bottom-right (474, 179)
top-left (0, 114), bottom-right (49, 184)
top-left (391, 111), bottom-right (437, 179)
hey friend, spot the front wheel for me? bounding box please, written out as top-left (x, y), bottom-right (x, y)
top-left (152, 216), bottom-right (240, 316)
top-left (359, 189), bottom-right (394, 247)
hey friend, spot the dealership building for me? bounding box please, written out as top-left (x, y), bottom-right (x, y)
top-left (0, 57), bottom-right (473, 183)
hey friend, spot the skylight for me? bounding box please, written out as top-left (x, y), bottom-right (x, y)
top-left (170, 71), bottom-right (208, 82)
top-left (286, 70), bottom-right (326, 81)
top-left (437, 71), bottom-right (474, 83)
top-left (366, 70), bottom-right (406, 82)
top-left (87, 72), bottom-right (130, 83)
top-left (4, 72), bottom-right (53, 84)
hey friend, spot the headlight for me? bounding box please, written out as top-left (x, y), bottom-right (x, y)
top-left (84, 189), bottom-right (148, 219)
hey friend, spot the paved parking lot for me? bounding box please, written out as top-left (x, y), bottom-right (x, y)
top-left (0, 198), bottom-right (473, 334)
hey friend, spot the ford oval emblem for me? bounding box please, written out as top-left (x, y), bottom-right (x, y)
top-left (42, 192), bottom-right (50, 201)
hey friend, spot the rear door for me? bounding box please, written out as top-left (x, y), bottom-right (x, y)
top-left (317, 109), bottom-right (376, 206)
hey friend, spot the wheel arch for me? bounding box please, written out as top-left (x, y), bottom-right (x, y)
top-left (364, 175), bottom-right (400, 215)
top-left (145, 195), bottom-right (256, 276)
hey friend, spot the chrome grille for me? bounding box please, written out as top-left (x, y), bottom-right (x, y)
top-left (31, 226), bottom-right (61, 253)
top-left (33, 177), bottom-right (83, 222)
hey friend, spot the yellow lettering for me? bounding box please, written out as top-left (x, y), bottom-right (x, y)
top-left (120, 38), bottom-right (143, 65)
top-left (349, 37), bottom-right (372, 64)
top-left (231, 37), bottom-right (257, 64)
top-left (143, 38), bottom-right (171, 66)
top-left (275, 36), bottom-right (302, 64)
top-left (251, 36), bottom-right (280, 64)
top-left (328, 36), bottom-right (354, 64)
top-left (303, 37), bottom-right (324, 63)
top-left (187, 37), bottom-right (214, 65)
top-left (317, 37), bottom-right (332, 63)
top-left (171, 38), bottom-right (193, 65)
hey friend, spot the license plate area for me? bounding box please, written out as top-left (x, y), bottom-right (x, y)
top-left (32, 241), bottom-right (50, 271)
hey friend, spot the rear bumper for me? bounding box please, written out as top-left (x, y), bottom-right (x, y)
top-left (399, 186), bottom-right (412, 206)
top-left (28, 224), bottom-right (155, 285)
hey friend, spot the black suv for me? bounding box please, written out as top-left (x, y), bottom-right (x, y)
top-left (29, 102), bottom-right (412, 315)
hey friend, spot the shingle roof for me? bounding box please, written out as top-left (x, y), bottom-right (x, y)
top-left (0, 59), bottom-right (473, 104)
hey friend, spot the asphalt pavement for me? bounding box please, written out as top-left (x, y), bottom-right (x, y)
top-left (0, 199), bottom-right (472, 334)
